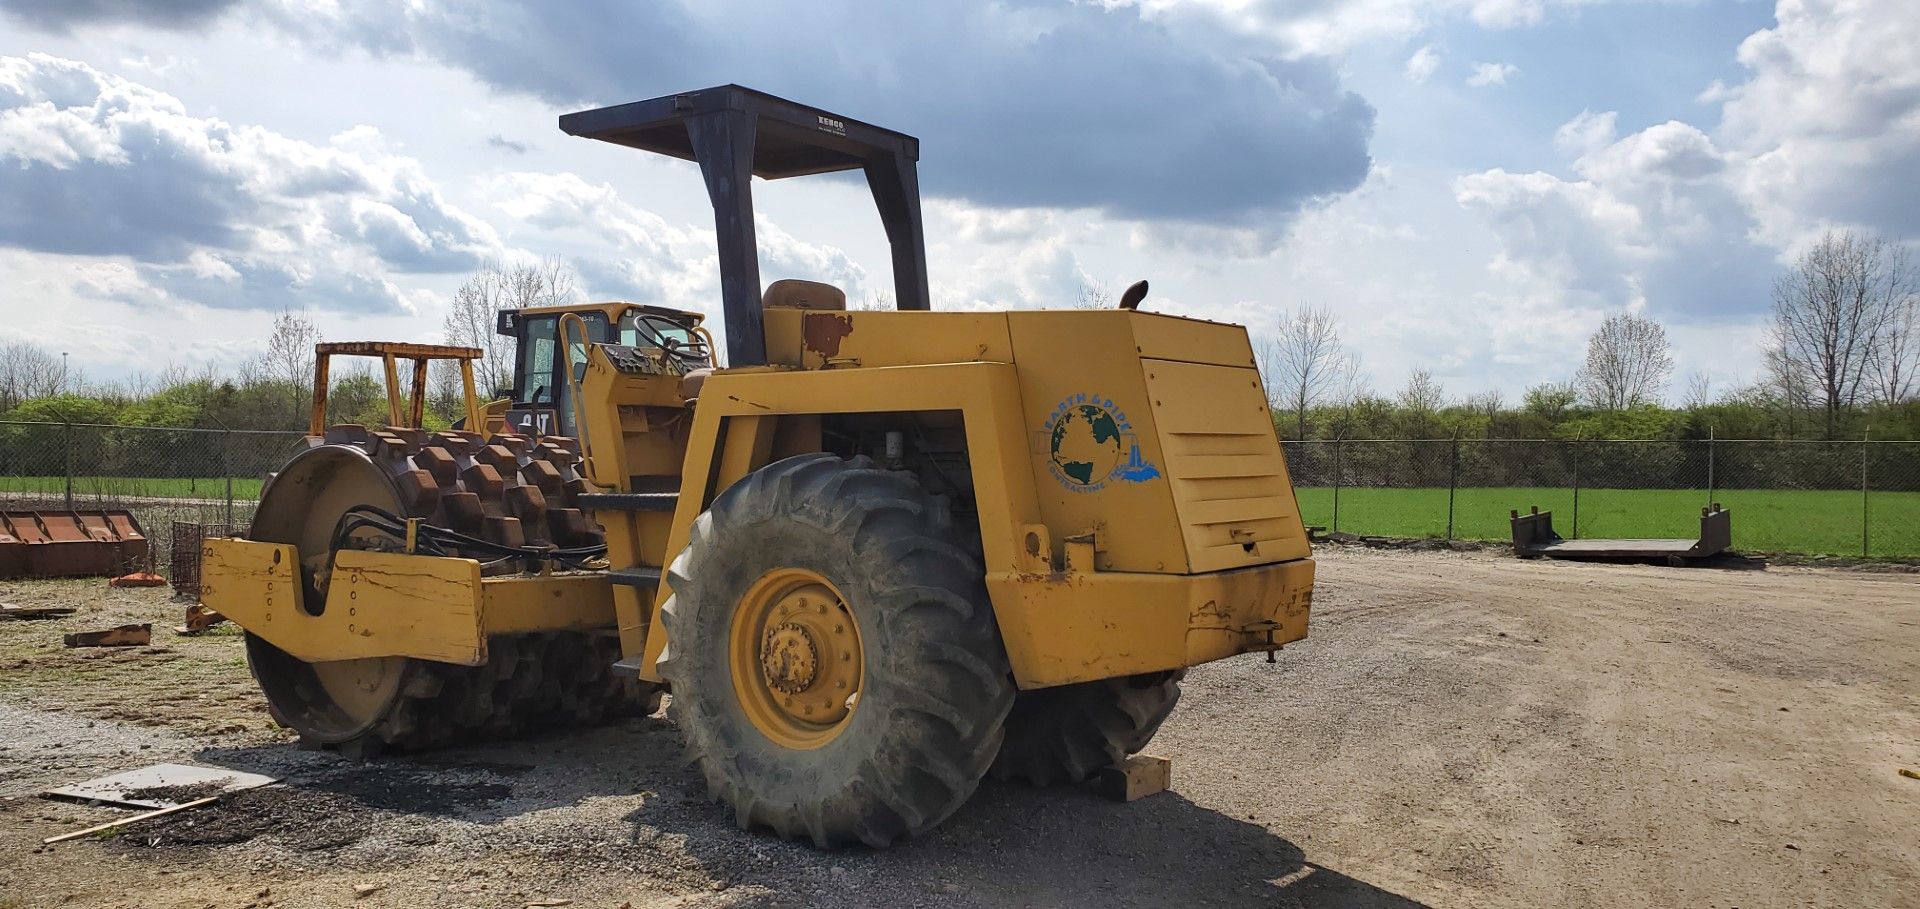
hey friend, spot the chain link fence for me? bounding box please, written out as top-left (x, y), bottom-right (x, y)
top-left (1282, 438), bottom-right (1920, 557)
top-left (2, 423), bottom-right (1914, 562)
top-left (0, 420), bottom-right (310, 569)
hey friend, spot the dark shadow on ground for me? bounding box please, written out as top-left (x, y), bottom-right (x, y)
top-left (627, 778), bottom-right (1431, 909)
top-left (174, 717), bottom-right (1427, 906)
top-left (143, 714), bottom-right (685, 851)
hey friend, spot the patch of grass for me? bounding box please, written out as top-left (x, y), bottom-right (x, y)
top-left (0, 580), bottom-right (272, 739)
top-left (0, 475), bottom-right (263, 500)
top-left (1293, 486), bottom-right (1917, 557)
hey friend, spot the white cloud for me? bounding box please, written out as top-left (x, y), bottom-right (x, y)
top-left (1711, 0), bottom-right (1920, 249)
top-left (219, 0), bottom-right (1377, 228)
top-left (1467, 0), bottom-right (1547, 28)
top-left (1552, 109), bottom-right (1618, 155)
top-left (1466, 61), bottom-right (1518, 87)
top-left (1106, 0), bottom-right (1630, 56)
top-left (1455, 112), bottom-right (1771, 330)
top-left (1405, 44), bottom-right (1441, 83)
top-left (942, 235), bottom-right (1092, 311)
top-left (929, 201), bottom-right (1060, 245)
top-left (0, 53), bottom-right (500, 313)
top-left (1454, 0), bottom-right (1920, 339)
top-left (485, 170), bottom-right (868, 341)
top-left (4, 0), bottom-right (1915, 404)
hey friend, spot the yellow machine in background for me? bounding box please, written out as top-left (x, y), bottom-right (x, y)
top-left (202, 86), bottom-right (1314, 847)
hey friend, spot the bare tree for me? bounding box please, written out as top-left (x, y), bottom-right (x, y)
top-left (1396, 367), bottom-right (1447, 437)
top-left (852, 291), bottom-right (893, 312)
top-left (263, 308), bottom-right (320, 390)
top-left (1317, 355), bottom-right (1372, 440)
top-left (444, 257), bottom-right (578, 396)
top-left (1762, 344), bottom-right (1815, 438)
top-left (1331, 353), bottom-right (1370, 411)
top-left (0, 340), bottom-right (63, 410)
top-left (1770, 230), bottom-right (1915, 436)
top-left (1681, 370), bottom-right (1713, 410)
top-left (1464, 389), bottom-right (1503, 418)
top-left (1522, 381), bottom-right (1577, 422)
top-left (515, 256), bottom-right (576, 311)
top-left (1398, 367), bottom-right (1446, 414)
top-left (1258, 305), bottom-right (1347, 439)
top-left (1074, 279), bottom-right (1111, 311)
top-left (1575, 313), bottom-right (1673, 410)
top-left (1457, 389), bottom-right (1503, 438)
top-left (1873, 291), bottom-right (1918, 403)
top-left (260, 308), bottom-right (321, 423)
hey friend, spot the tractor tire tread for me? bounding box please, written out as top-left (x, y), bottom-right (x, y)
top-left (658, 453), bottom-right (1013, 848)
top-left (989, 671), bottom-right (1184, 786)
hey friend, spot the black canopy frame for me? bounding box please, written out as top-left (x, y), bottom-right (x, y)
top-left (561, 85), bottom-right (930, 366)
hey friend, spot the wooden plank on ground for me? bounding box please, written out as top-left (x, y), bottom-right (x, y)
top-left (63, 623), bottom-right (152, 648)
top-left (1096, 754), bottom-right (1172, 802)
top-left (0, 603), bottom-right (77, 619)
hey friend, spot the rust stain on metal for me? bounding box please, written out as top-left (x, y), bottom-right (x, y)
top-left (801, 312), bottom-right (855, 359)
top-left (179, 603), bottom-right (226, 635)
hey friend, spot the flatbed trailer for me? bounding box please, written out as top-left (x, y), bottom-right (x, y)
top-left (1511, 504), bottom-right (1731, 565)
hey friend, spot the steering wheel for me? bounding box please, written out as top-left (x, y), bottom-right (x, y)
top-left (632, 315), bottom-right (712, 369)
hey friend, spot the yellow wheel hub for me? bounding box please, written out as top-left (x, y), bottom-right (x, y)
top-left (729, 568), bottom-right (864, 749)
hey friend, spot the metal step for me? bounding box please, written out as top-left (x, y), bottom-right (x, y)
top-left (577, 492), bottom-right (678, 512)
top-left (606, 566), bottom-right (662, 588)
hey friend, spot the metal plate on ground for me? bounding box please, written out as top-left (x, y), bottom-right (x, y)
top-left (43, 763), bottom-right (277, 808)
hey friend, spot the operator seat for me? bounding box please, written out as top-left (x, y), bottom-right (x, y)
top-left (679, 279), bottom-right (847, 402)
top-left (761, 279), bottom-right (846, 311)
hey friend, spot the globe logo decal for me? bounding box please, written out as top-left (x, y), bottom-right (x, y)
top-left (1041, 394), bottom-right (1160, 492)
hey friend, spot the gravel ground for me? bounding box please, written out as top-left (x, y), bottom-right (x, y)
top-left (1, 546), bottom-right (1916, 908)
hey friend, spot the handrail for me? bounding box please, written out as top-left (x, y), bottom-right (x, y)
top-left (557, 312), bottom-right (597, 477)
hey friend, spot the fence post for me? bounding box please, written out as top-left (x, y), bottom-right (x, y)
top-left (1861, 429), bottom-right (1870, 557)
top-left (1446, 432), bottom-right (1460, 540)
top-left (1706, 425), bottom-right (1716, 505)
top-left (62, 418), bottom-right (74, 511)
top-left (1332, 437), bottom-right (1343, 534)
top-left (1570, 436), bottom-right (1582, 540)
top-left (223, 426), bottom-right (235, 527)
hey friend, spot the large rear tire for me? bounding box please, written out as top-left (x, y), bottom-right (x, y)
top-left (658, 453), bottom-right (1013, 848)
top-left (990, 671), bottom-right (1183, 786)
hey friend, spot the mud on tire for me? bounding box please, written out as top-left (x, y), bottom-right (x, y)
top-left (657, 453), bottom-right (1014, 848)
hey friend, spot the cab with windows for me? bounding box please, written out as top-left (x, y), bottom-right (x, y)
top-left (493, 302), bottom-right (712, 437)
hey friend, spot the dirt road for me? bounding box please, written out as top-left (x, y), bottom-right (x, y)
top-left (2, 547), bottom-right (1916, 908)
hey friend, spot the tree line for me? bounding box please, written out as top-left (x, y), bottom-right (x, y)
top-left (0, 259), bottom-right (569, 434)
top-left (1259, 230), bottom-right (1919, 441)
top-left (1, 237), bottom-right (1914, 442)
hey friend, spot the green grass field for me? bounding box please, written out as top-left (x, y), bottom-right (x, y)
top-left (0, 476), bottom-right (264, 500)
top-left (1294, 486), bottom-right (1918, 557)
top-left (0, 474), bottom-right (1910, 556)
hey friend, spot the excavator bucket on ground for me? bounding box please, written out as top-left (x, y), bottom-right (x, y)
top-left (0, 509), bottom-right (150, 579)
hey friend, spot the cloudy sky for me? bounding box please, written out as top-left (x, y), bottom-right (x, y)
top-left (0, 0), bottom-right (1913, 403)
